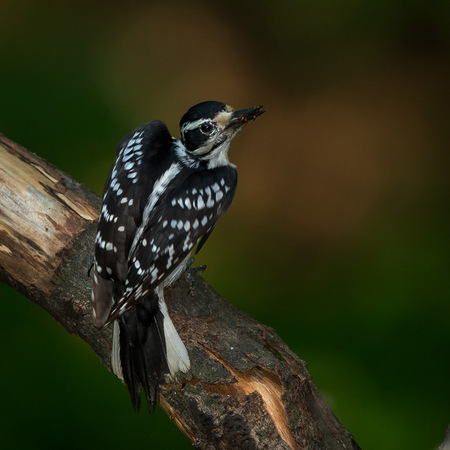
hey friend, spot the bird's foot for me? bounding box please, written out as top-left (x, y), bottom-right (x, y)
top-left (185, 257), bottom-right (206, 290)
top-left (185, 257), bottom-right (206, 274)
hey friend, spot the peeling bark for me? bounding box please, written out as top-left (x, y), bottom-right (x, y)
top-left (0, 134), bottom-right (360, 450)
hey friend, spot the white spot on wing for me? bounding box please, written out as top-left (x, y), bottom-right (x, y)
top-left (183, 233), bottom-right (194, 251)
top-left (197, 196), bottom-right (205, 209)
top-left (166, 244), bottom-right (175, 268)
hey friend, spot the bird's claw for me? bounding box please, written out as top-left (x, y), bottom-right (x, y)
top-left (185, 257), bottom-right (206, 290)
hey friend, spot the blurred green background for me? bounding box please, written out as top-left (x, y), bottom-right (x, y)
top-left (1, 1), bottom-right (449, 449)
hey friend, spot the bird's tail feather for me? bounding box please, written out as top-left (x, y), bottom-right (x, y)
top-left (114, 292), bottom-right (169, 412)
top-left (158, 296), bottom-right (191, 375)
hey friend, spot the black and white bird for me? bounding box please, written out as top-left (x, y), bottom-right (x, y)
top-left (91, 101), bottom-right (264, 411)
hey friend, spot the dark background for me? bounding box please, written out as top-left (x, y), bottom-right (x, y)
top-left (1, 1), bottom-right (449, 449)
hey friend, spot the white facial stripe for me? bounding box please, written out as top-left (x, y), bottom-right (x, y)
top-left (181, 109), bottom-right (235, 138)
top-left (181, 118), bottom-right (210, 134)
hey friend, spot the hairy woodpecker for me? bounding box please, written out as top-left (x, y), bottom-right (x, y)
top-left (91, 101), bottom-right (264, 411)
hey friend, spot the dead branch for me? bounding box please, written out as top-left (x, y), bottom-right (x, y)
top-left (0, 134), bottom-right (360, 449)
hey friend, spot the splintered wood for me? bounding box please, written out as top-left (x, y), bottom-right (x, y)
top-left (201, 345), bottom-right (296, 449)
top-left (0, 136), bottom-right (98, 297)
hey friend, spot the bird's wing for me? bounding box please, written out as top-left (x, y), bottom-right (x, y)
top-left (92, 120), bottom-right (173, 326)
top-left (106, 165), bottom-right (237, 323)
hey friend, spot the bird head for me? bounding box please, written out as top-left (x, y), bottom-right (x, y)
top-left (179, 101), bottom-right (264, 165)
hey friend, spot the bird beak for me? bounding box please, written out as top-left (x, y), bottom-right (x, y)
top-left (226, 105), bottom-right (265, 130)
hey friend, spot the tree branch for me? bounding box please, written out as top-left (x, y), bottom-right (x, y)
top-left (0, 134), bottom-right (360, 450)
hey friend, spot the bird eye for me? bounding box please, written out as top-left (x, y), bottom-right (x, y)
top-left (200, 122), bottom-right (213, 134)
